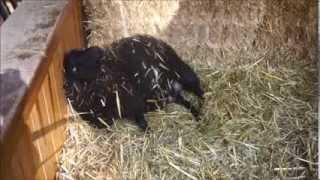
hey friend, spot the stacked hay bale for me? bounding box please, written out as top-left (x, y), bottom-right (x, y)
top-left (82, 0), bottom-right (316, 68)
top-left (58, 0), bottom-right (317, 179)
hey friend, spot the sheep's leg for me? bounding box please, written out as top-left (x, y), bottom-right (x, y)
top-left (134, 113), bottom-right (149, 131)
top-left (175, 94), bottom-right (200, 120)
top-left (131, 95), bottom-right (150, 131)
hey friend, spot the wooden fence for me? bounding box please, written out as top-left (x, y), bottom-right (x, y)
top-left (0, 0), bottom-right (84, 179)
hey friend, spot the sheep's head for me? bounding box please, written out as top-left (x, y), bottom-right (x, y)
top-left (179, 72), bottom-right (204, 99)
top-left (64, 47), bottom-right (104, 81)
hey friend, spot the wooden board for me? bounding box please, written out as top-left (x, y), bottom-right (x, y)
top-left (0, 0), bottom-right (84, 179)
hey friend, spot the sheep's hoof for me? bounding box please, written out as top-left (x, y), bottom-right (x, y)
top-left (190, 108), bottom-right (201, 121)
top-left (137, 121), bottom-right (149, 131)
top-left (195, 116), bottom-right (201, 122)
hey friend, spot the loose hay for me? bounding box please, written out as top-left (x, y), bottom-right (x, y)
top-left (58, 60), bottom-right (317, 179)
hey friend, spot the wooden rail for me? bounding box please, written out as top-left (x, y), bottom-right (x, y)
top-left (0, 0), bottom-right (84, 179)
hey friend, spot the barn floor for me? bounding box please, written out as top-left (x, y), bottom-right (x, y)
top-left (57, 0), bottom-right (317, 179)
top-left (57, 61), bottom-right (317, 180)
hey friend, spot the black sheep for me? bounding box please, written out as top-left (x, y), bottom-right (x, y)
top-left (64, 47), bottom-right (149, 130)
top-left (110, 34), bottom-right (204, 118)
top-left (64, 35), bottom-right (204, 130)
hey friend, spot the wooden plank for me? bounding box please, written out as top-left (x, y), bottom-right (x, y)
top-left (48, 63), bottom-right (65, 148)
top-left (27, 105), bottom-right (47, 180)
top-left (77, 0), bottom-right (85, 47)
top-left (72, 1), bottom-right (83, 48)
top-left (42, 75), bottom-right (59, 161)
top-left (9, 154), bottom-right (25, 180)
top-left (48, 43), bottom-right (68, 149)
top-left (26, 101), bottom-right (67, 180)
top-left (0, 115), bottom-right (38, 180)
top-left (35, 76), bottom-right (59, 179)
top-left (61, 15), bottom-right (76, 52)
top-left (16, 132), bottom-right (35, 180)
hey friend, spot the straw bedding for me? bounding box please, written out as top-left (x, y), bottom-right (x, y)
top-left (58, 0), bottom-right (317, 179)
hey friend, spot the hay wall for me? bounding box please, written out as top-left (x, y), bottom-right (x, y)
top-left (83, 0), bottom-right (317, 68)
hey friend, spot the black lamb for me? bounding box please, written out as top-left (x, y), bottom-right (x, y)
top-left (64, 47), bottom-right (149, 130)
top-left (64, 35), bottom-right (204, 130)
